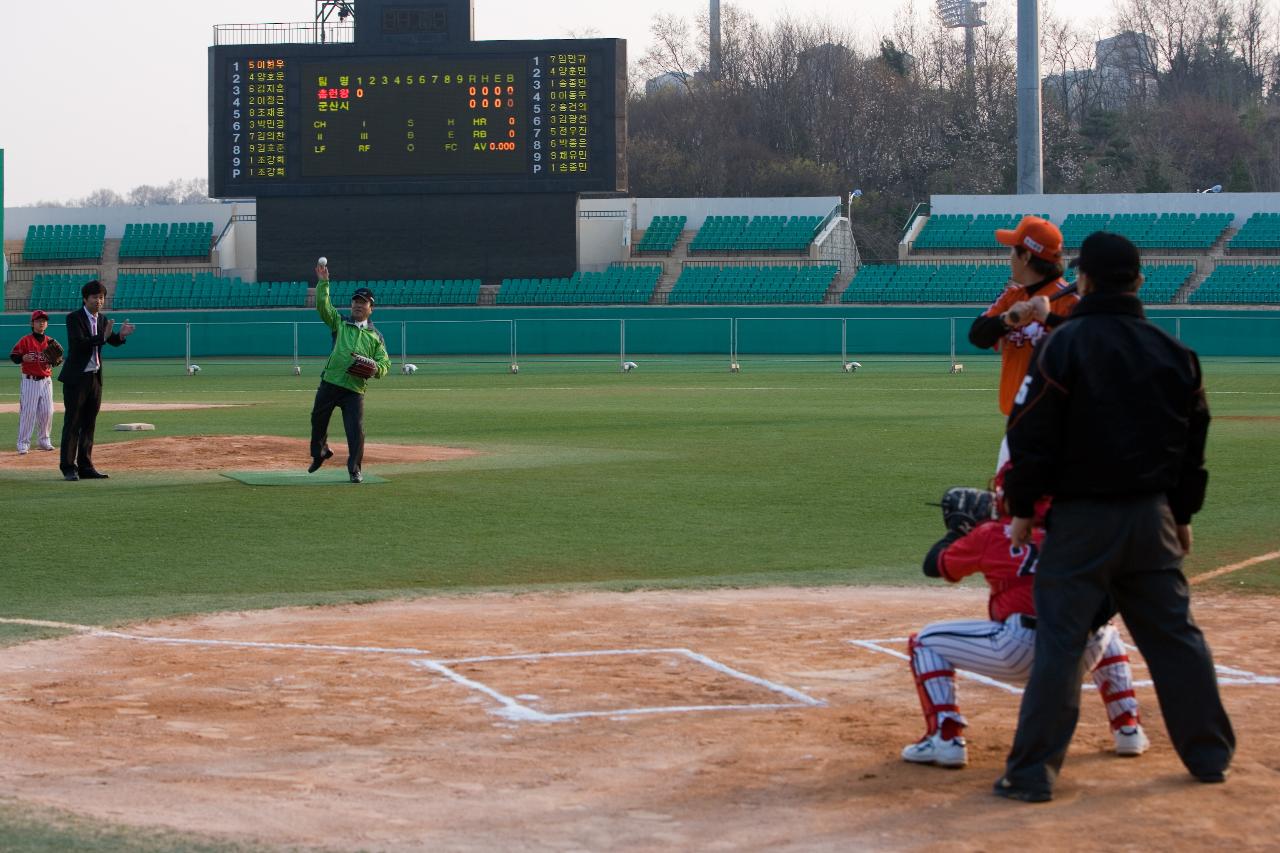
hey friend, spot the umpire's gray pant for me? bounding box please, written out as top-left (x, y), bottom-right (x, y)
top-left (1002, 495), bottom-right (1235, 794)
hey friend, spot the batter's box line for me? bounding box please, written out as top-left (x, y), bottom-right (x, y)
top-left (849, 638), bottom-right (1280, 694)
top-left (412, 647), bottom-right (826, 723)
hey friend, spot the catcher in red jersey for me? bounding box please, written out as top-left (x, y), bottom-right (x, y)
top-left (9, 310), bottom-right (61, 455)
top-left (900, 478), bottom-right (1147, 768)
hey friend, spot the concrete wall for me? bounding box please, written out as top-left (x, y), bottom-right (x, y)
top-left (3, 202), bottom-right (241, 240)
top-left (929, 192), bottom-right (1280, 222)
top-left (577, 197), bottom-right (841, 230)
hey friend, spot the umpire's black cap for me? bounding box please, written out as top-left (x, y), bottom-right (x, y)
top-left (352, 287), bottom-right (375, 304)
top-left (1070, 232), bottom-right (1141, 291)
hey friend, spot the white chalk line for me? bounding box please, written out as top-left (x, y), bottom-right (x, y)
top-left (0, 619), bottom-right (823, 723)
top-left (850, 637), bottom-right (1279, 691)
top-left (419, 647), bottom-right (825, 723)
top-left (1191, 549), bottom-right (1280, 585)
top-left (0, 618), bottom-right (432, 656)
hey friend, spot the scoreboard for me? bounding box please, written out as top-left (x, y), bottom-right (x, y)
top-left (209, 39), bottom-right (625, 197)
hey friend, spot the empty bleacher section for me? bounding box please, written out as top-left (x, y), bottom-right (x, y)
top-left (1228, 213), bottom-right (1280, 251)
top-left (1188, 264), bottom-right (1280, 304)
top-left (633, 216), bottom-right (686, 254)
top-left (113, 273), bottom-right (307, 309)
top-left (27, 273), bottom-right (101, 311)
top-left (911, 214), bottom-right (1041, 251)
top-left (841, 263), bottom-right (1009, 303)
top-left (842, 262), bottom-right (1195, 304)
top-left (22, 224), bottom-right (106, 261)
top-left (1063, 263), bottom-right (1194, 304)
top-left (914, 212), bottom-right (1234, 253)
top-left (119, 222), bottom-right (215, 259)
top-left (1060, 213), bottom-right (1231, 249)
top-left (688, 215), bottom-right (824, 253)
top-left (328, 278), bottom-right (482, 306)
top-left (667, 264), bottom-right (838, 304)
top-left (496, 266), bottom-right (660, 305)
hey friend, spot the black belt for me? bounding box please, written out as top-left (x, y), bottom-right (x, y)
top-left (1020, 614), bottom-right (1037, 630)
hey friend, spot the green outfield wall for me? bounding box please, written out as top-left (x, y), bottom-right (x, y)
top-left (2, 305), bottom-right (1278, 359)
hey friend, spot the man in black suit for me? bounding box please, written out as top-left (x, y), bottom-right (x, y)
top-left (58, 280), bottom-right (134, 480)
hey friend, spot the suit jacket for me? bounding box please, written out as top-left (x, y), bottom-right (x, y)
top-left (58, 307), bottom-right (126, 384)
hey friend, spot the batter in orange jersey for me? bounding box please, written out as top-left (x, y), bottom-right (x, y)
top-left (968, 216), bottom-right (1080, 415)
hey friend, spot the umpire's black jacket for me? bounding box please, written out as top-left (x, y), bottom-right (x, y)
top-left (1003, 290), bottom-right (1209, 524)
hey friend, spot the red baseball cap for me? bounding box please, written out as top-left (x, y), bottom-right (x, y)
top-left (995, 215), bottom-right (1063, 263)
top-left (31, 309), bottom-right (49, 322)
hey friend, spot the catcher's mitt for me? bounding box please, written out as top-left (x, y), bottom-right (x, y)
top-left (939, 486), bottom-right (996, 535)
top-left (346, 353), bottom-right (378, 379)
top-left (43, 338), bottom-right (64, 367)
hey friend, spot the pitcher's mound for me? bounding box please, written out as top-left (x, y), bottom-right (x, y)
top-left (0, 435), bottom-right (477, 471)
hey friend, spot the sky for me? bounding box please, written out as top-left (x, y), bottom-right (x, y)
top-left (1, 0), bottom-right (1128, 207)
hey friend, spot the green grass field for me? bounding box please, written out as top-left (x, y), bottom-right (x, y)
top-left (0, 355), bottom-right (1277, 850)
top-left (3, 354), bottom-right (1277, 633)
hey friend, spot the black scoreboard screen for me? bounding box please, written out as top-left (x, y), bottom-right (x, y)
top-left (209, 39), bottom-right (625, 197)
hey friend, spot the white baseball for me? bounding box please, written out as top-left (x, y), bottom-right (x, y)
top-left (318, 256), bottom-right (328, 267)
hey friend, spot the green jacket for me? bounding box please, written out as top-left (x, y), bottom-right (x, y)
top-left (316, 279), bottom-right (390, 393)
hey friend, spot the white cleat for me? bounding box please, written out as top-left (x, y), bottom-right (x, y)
top-left (1114, 724), bottom-right (1150, 756)
top-left (37, 443), bottom-right (55, 451)
top-left (902, 732), bottom-right (968, 768)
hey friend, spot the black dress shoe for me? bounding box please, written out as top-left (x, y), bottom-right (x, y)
top-left (308, 448), bottom-right (334, 473)
top-left (78, 469), bottom-right (109, 479)
top-left (1194, 769), bottom-right (1229, 783)
top-left (63, 471), bottom-right (79, 481)
top-left (993, 776), bottom-right (1052, 803)
top-left (350, 471), bottom-right (363, 484)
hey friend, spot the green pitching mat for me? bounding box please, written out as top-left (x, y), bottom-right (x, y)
top-left (220, 470), bottom-right (388, 486)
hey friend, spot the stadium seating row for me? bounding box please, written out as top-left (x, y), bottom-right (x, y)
top-left (497, 266), bottom-right (661, 305)
top-left (26, 273), bottom-right (102, 311)
top-left (114, 275), bottom-right (306, 309)
top-left (914, 212), bottom-right (1251, 251)
top-left (119, 222), bottom-right (215, 259)
top-left (633, 216), bottom-right (687, 254)
top-left (1188, 264), bottom-right (1280, 303)
top-left (1229, 213), bottom-right (1280, 250)
top-left (842, 263), bottom-right (1196, 304)
top-left (688, 215), bottom-right (823, 253)
top-left (326, 279), bottom-right (483, 306)
top-left (667, 264), bottom-right (838, 304)
top-left (22, 224), bottom-right (106, 261)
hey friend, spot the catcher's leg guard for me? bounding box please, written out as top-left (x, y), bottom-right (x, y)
top-left (909, 633), bottom-right (963, 736)
top-left (1085, 624), bottom-right (1140, 729)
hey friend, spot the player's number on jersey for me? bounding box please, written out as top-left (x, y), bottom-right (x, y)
top-left (1012, 543), bottom-right (1040, 577)
top-left (1014, 375), bottom-right (1033, 407)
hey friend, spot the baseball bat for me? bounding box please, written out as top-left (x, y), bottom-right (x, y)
top-left (1050, 283), bottom-right (1078, 302)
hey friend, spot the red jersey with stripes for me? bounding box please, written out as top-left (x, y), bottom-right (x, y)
top-left (10, 334), bottom-right (53, 380)
top-left (937, 520), bottom-right (1045, 622)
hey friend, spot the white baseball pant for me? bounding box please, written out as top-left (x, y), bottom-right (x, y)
top-left (16, 375), bottom-right (54, 453)
top-left (910, 615), bottom-right (1138, 732)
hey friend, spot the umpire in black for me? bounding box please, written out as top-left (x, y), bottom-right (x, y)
top-left (994, 232), bottom-right (1234, 802)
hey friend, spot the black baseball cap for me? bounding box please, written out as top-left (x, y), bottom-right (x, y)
top-left (1070, 232), bottom-right (1141, 290)
top-left (351, 287), bottom-right (375, 304)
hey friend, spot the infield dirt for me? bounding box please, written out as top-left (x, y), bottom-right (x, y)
top-left (0, 587), bottom-right (1275, 851)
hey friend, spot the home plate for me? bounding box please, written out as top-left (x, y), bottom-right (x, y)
top-left (114, 423), bottom-right (155, 431)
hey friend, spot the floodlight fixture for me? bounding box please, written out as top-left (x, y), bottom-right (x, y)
top-left (937, 0), bottom-right (987, 29)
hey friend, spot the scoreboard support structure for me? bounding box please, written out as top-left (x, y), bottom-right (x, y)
top-left (257, 192), bottom-right (578, 282)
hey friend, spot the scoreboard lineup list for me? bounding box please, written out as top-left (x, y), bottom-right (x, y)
top-left (229, 52), bottom-right (592, 185)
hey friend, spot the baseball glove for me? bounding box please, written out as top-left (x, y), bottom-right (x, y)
top-left (939, 486), bottom-right (996, 535)
top-left (43, 338), bottom-right (64, 367)
top-left (346, 353), bottom-right (378, 379)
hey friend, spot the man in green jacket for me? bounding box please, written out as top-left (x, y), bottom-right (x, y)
top-left (308, 262), bottom-right (391, 483)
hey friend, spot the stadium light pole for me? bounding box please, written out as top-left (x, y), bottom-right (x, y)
top-left (709, 0), bottom-right (722, 82)
top-left (1016, 0), bottom-right (1043, 194)
top-left (936, 0), bottom-right (986, 89)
